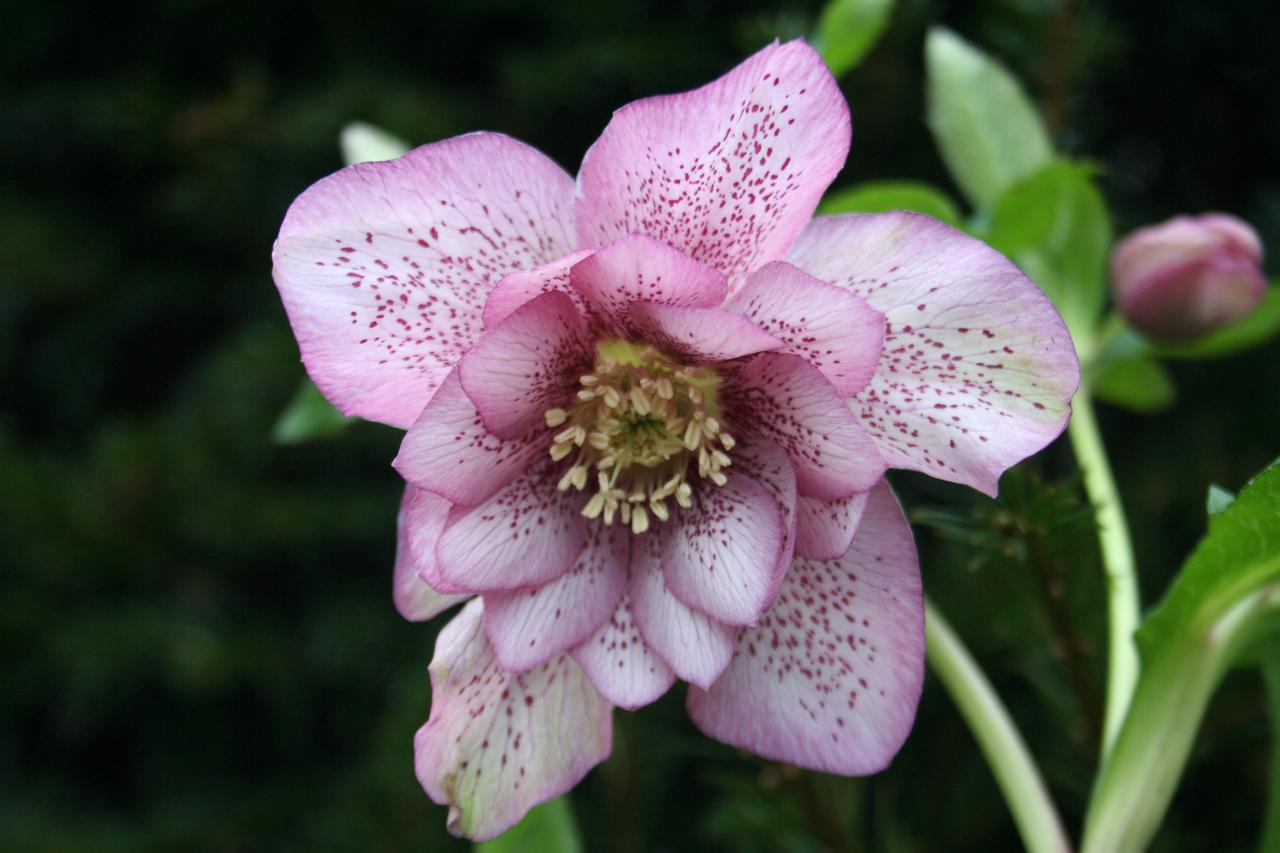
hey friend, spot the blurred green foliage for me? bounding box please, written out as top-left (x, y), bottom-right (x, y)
top-left (3, 0), bottom-right (1278, 851)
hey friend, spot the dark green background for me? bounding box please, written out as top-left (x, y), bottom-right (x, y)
top-left (4, 0), bottom-right (1276, 850)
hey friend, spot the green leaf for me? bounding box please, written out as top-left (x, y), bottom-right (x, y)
top-left (475, 796), bottom-right (582, 853)
top-left (1206, 485), bottom-right (1236, 516)
top-left (271, 379), bottom-right (353, 445)
top-left (339, 121), bottom-right (411, 166)
top-left (1151, 284), bottom-right (1280, 360)
top-left (985, 160), bottom-right (1111, 337)
top-left (1137, 458), bottom-right (1280, 657)
top-left (818, 180), bottom-right (961, 225)
top-left (925, 28), bottom-right (1053, 211)
top-left (1090, 355), bottom-right (1175, 414)
top-left (813, 0), bottom-right (895, 78)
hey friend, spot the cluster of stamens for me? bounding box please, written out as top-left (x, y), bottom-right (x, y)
top-left (544, 340), bottom-right (735, 534)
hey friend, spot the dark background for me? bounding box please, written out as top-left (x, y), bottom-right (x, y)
top-left (4, 0), bottom-right (1277, 850)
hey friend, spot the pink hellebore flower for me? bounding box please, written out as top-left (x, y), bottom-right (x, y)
top-left (1112, 212), bottom-right (1266, 341)
top-left (272, 41), bottom-right (1079, 840)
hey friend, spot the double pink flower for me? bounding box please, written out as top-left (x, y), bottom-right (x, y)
top-left (273, 41), bottom-right (1079, 839)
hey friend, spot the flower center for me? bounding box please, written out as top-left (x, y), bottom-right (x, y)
top-left (544, 339), bottom-right (735, 534)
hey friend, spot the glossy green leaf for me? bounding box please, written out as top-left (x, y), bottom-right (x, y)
top-left (1090, 355), bottom-right (1175, 414)
top-left (986, 160), bottom-right (1111, 336)
top-left (818, 180), bottom-right (961, 225)
top-left (476, 796), bottom-right (582, 853)
top-left (925, 28), bottom-right (1053, 211)
top-left (1151, 285), bottom-right (1280, 360)
top-left (271, 379), bottom-right (353, 445)
top-left (1206, 485), bottom-right (1237, 516)
top-left (339, 121), bottom-right (411, 166)
top-left (814, 0), bottom-right (895, 78)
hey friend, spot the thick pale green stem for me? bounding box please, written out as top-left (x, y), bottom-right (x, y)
top-left (926, 599), bottom-right (1073, 853)
top-left (1067, 386), bottom-right (1140, 755)
top-left (1082, 584), bottom-right (1280, 853)
top-left (1261, 662), bottom-right (1280, 853)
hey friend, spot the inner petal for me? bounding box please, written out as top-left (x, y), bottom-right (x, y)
top-left (543, 338), bottom-right (737, 533)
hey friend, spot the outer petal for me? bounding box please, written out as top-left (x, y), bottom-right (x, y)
top-left (629, 531), bottom-right (738, 689)
top-left (457, 291), bottom-right (592, 439)
top-left (415, 600), bottom-right (612, 841)
top-left (724, 353), bottom-right (885, 500)
top-left (483, 522), bottom-right (629, 672)
top-left (572, 594), bottom-right (677, 710)
top-left (394, 486), bottom-right (471, 620)
top-left (686, 480), bottom-right (924, 775)
top-left (627, 302), bottom-right (782, 363)
top-left (661, 467), bottom-right (786, 626)
top-left (393, 370), bottom-right (542, 507)
top-left (733, 440), bottom-right (798, 603)
top-left (483, 249), bottom-right (595, 328)
top-left (569, 234), bottom-right (727, 329)
top-left (399, 484), bottom-right (469, 595)
top-left (436, 458), bottom-right (587, 592)
top-left (787, 212), bottom-right (1080, 496)
top-left (575, 40), bottom-right (851, 287)
top-left (273, 132), bottom-right (576, 428)
top-left (723, 261), bottom-right (885, 396)
top-left (795, 492), bottom-right (869, 561)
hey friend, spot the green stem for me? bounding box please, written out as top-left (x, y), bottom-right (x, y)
top-left (1067, 386), bottom-right (1140, 756)
top-left (1082, 583), bottom-right (1280, 853)
top-left (1261, 662), bottom-right (1280, 853)
top-left (926, 598), bottom-right (1073, 853)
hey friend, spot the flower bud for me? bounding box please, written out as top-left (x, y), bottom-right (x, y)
top-left (1111, 213), bottom-right (1266, 340)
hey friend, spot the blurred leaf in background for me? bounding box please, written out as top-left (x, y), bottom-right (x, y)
top-left (813, 0), bottom-right (895, 78)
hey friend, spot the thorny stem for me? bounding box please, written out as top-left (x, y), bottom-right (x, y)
top-left (1067, 386), bottom-right (1141, 757)
top-left (926, 598), bottom-right (1073, 853)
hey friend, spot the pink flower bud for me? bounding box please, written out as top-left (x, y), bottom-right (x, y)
top-left (1111, 213), bottom-right (1266, 340)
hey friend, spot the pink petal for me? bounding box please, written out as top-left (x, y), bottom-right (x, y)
top-left (569, 234), bottom-right (727, 329)
top-left (724, 353), bottom-right (885, 500)
top-left (415, 600), bottom-right (612, 841)
top-left (787, 213), bottom-right (1080, 496)
top-left (457, 291), bottom-right (592, 440)
top-left (628, 532), bottom-right (738, 689)
top-left (393, 369), bottom-right (542, 507)
top-left (626, 302), bottom-right (782, 363)
top-left (660, 467), bottom-right (787, 626)
top-left (273, 132), bottom-right (576, 428)
top-left (686, 480), bottom-right (924, 775)
top-left (483, 249), bottom-right (595, 328)
top-left (575, 40), bottom-right (850, 287)
top-left (723, 261), bottom-right (885, 396)
top-left (398, 485), bottom-right (470, 595)
top-left (483, 522), bottom-right (629, 672)
top-left (733, 440), bottom-right (798, 601)
top-left (435, 458), bottom-right (587, 592)
top-left (795, 492), bottom-right (869, 561)
top-left (572, 594), bottom-right (677, 710)
top-left (394, 486), bottom-right (471, 620)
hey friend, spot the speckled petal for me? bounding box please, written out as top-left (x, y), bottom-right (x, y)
top-left (457, 291), bottom-right (592, 439)
top-left (415, 600), bottom-right (613, 841)
top-left (795, 491), bottom-right (869, 561)
top-left (572, 594), bottom-right (677, 710)
top-left (724, 353), bottom-right (885, 500)
top-left (568, 234), bottom-right (728, 330)
top-left (273, 132), bottom-right (576, 428)
top-left (626, 302), bottom-right (782, 363)
top-left (733, 440), bottom-right (798, 600)
top-left (723, 261), bottom-right (885, 396)
top-left (394, 369), bottom-right (542, 507)
top-left (576, 40), bottom-right (850, 287)
top-left (660, 466), bottom-right (787, 626)
top-left (483, 249), bottom-right (595, 328)
top-left (435, 458), bottom-right (588, 593)
top-left (629, 525), bottom-right (739, 688)
top-left (686, 480), bottom-right (924, 775)
top-left (394, 486), bottom-right (471, 619)
top-left (787, 212), bottom-right (1080, 496)
top-left (483, 523), bottom-right (629, 672)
